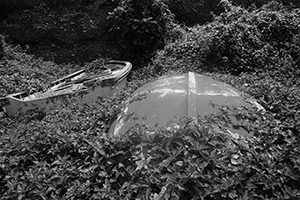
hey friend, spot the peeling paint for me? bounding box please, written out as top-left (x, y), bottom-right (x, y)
top-left (152, 89), bottom-right (186, 97)
top-left (188, 72), bottom-right (197, 95)
top-left (187, 72), bottom-right (198, 119)
top-left (153, 76), bottom-right (185, 89)
top-left (197, 90), bottom-right (240, 97)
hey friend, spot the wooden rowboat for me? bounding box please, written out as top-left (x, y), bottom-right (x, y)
top-left (0, 60), bottom-right (132, 117)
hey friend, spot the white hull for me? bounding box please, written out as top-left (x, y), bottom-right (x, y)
top-left (1, 60), bottom-right (132, 117)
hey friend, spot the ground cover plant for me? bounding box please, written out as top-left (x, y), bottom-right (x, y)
top-left (1, 0), bottom-right (300, 199)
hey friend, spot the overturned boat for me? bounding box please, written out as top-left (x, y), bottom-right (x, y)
top-left (0, 60), bottom-right (132, 117)
top-left (109, 72), bottom-right (264, 137)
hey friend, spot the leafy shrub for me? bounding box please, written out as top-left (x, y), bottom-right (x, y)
top-left (163, 0), bottom-right (224, 26)
top-left (0, 35), bottom-right (4, 59)
top-left (154, 1), bottom-right (300, 75)
top-left (0, 39), bottom-right (60, 96)
top-left (162, 0), bottom-right (300, 27)
top-left (232, 0), bottom-right (300, 9)
top-left (106, 0), bottom-right (174, 66)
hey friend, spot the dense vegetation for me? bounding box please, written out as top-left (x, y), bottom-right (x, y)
top-left (106, 0), bottom-right (174, 66)
top-left (1, 0), bottom-right (300, 199)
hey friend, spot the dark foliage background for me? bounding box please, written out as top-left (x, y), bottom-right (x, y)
top-left (0, 0), bottom-right (300, 199)
top-left (106, 0), bottom-right (174, 66)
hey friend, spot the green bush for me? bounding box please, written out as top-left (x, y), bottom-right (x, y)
top-left (106, 0), bottom-right (174, 66)
top-left (231, 0), bottom-right (300, 9)
top-left (0, 39), bottom-right (60, 96)
top-left (163, 0), bottom-right (224, 26)
top-left (154, 1), bottom-right (300, 75)
top-left (162, 0), bottom-right (300, 27)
